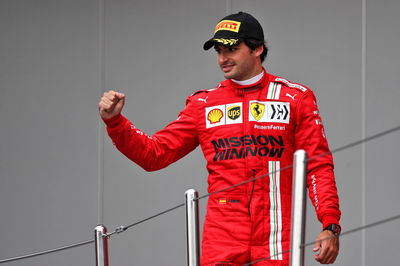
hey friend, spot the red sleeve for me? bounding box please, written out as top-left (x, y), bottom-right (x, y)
top-left (294, 91), bottom-right (341, 229)
top-left (103, 97), bottom-right (199, 171)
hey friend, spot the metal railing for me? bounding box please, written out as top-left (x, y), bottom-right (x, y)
top-left (2, 125), bottom-right (400, 265)
top-left (94, 225), bottom-right (109, 266)
top-left (185, 189), bottom-right (200, 266)
top-left (93, 150), bottom-right (309, 266)
top-left (290, 150), bottom-right (308, 266)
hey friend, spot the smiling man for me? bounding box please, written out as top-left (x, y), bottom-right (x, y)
top-left (99, 12), bottom-right (341, 266)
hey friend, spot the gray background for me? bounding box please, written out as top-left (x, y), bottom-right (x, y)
top-left (1, 0), bottom-right (399, 265)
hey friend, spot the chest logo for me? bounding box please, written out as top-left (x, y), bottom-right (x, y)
top-left (250, 102), bottom-right (265, 121)
top-left (249, 101), bottom-right (290, 124)
top-left (207, 108), bottom-right (223, 124)
top-left (205, 103), bottom-right (243, 128)
top-left (227, 105), bottom-right (241, 120)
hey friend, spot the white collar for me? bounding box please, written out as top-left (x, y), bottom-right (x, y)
top-left (231, 71), bottom-right (264, 86)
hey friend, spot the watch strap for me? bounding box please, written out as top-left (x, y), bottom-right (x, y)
top-left (323, 223), bottom-right (341, 236)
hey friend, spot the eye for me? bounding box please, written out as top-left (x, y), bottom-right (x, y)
top-left (228, 47), bottom-right (238, 52)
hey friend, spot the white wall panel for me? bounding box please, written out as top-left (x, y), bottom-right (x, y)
top-left (232, 1), bottom-right (362, 265)
top-left (0, 0), bottom-right (100, 265)
top-left (365, 0), bottom-right (400, 265)
top-left (102, 1), bottom-right (226, 265)
top-left (1, 0), bottom-right (399, 265)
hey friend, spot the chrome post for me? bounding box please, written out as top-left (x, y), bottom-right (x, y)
top-left (290, 150), bottom-right (308, 266)
top-left (185, 189), bottom-right (200, 266)
top-left (95, 225), bottom-right (109, 266)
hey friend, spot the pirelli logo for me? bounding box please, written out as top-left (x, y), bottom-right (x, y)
top-left (215, 20), bottom-right (241, 33)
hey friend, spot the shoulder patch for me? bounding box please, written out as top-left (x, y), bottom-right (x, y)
top-left (191, 89), bottom-right (209, 96)
top-left (274, 77), bottom-right (308, 93)
top-left (190, 85), bottom-right (220, 97)
top-left (266, 82), bottom-right (282, 100)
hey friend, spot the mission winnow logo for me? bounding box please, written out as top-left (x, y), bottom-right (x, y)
top-left (211, 134), bottom-right (285, 161)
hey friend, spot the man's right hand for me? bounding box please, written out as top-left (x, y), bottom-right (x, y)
top-left (99, 90), bottom-right (125, 120)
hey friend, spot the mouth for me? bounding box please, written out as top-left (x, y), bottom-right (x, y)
top-left (221, 64), bottom-right (235, 73)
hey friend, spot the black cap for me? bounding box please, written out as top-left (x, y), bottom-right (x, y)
top-left (203, 12), bottom-right (264, 50)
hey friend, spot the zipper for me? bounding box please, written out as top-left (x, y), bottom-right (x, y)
top-left (247, 169), bottom-right (257, 216)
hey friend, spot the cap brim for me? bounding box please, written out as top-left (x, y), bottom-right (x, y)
top-left (203, 39), bottom-right (216, 50)
top-left (203, 38), bottom-right (243, 50)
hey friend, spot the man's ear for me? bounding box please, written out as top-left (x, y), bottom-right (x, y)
top-left (253, 45), bottom-right (264, 57)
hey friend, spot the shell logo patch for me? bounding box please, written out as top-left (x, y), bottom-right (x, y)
top-left (205, 103), bottom-right (242, 128)
top-left (215, 20), bottom-right (241, 33)
top-left (207, 108), bottom-right (224, 124)
top-left (250, 102), bottom-right (265, 121)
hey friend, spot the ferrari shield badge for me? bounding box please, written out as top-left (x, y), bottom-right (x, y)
top-left (250, 102), bottom-right (265, 121)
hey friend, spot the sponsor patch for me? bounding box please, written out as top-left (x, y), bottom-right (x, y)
top-left (254, 124), bottom-right (286, 131)
top-left (207, 108), bottom-right (224, 124)
top-left (227, 105), bottom-right (241, 120)
top-left (215, 20), bottom-right (241, 33)
top-left (206, 103), bottom-right (242, 128)
top-left (267, 82), bottom-right (282, 100)
top-left (229, 199), bottom-right (241, 203)
top-left (218, 198), bottom-right (227, 205)
top-left (217, 198), bottom-right (241, 205)
top-left (275, 77), bottom-right (307, 92)
top-left (249, 101), bottom-right (290, 124)
top-left (211, 135), bottom-right (285, 161)
top-left (250, 102), bottom-right (265, 121)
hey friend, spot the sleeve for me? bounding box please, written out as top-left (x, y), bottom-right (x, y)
top-left (103, 96), bottom-right (200, 172)
top-left (294, 91), bottom-right (341, 229)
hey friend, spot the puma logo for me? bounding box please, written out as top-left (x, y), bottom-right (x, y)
top-left (286, 93), bottom-right (297, 101)
top-left (198, 96), bottom-right (208, 103)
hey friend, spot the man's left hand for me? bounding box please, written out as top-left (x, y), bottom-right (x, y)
top-left (313, 230), bottom-right (339, 264)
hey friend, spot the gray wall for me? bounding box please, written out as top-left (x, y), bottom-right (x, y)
top-left (1, 0), bottom-right (399, 265)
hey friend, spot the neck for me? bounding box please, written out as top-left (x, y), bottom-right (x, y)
top-left (231, 70), bottom-right (264, 86)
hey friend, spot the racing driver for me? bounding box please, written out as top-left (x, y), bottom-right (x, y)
top-left (99, 12), bottom-right (341, 266)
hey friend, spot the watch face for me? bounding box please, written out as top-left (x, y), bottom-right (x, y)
top-left (325, 224), bottom-right (341, 236)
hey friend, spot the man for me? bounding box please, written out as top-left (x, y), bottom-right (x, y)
top-left (99, 12), bottom-right (341, 266)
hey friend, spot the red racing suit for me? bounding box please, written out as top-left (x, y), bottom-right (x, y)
top-left (103, 70), bottom-right (341, 265)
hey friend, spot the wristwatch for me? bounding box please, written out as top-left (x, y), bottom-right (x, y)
top-left (323, 224), bottom-right (341, 236)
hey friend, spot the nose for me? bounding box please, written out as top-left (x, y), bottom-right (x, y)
top-left (218, 51), bottom-right (228, 65)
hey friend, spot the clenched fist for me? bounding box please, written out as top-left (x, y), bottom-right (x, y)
top-left (313, 230), bottom-right (340, 264)
top-left (99, 90), bottom-right (125, 120)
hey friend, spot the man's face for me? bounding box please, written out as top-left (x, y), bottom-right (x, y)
top-left (214, 42), bottom-right (262, 81)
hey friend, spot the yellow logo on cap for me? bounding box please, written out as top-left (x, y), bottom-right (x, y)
top-left (213, 38), bottom-right (239, 46)
top-left (215, 20), bottom-right (241, 33)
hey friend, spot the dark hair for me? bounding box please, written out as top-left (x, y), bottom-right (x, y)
top-left (244, 39), bottom-right (268, 63)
